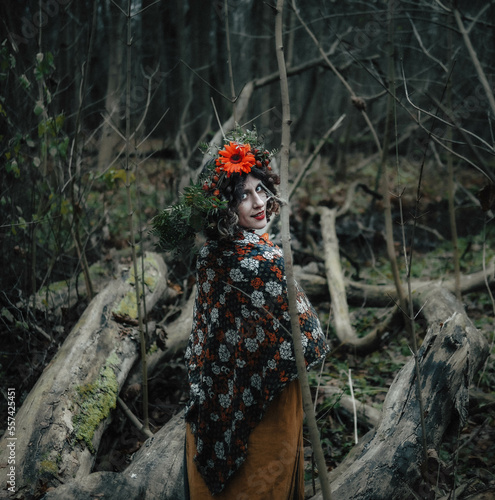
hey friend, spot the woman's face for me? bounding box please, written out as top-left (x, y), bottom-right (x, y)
top-left (237, 174), bottom-right (269, 230)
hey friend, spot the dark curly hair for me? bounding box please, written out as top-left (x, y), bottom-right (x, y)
top-left (205, 164), bottom-right (280, 240)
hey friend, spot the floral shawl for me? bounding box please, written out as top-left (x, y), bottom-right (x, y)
top-left (184, 230), bottom-right (329, 495)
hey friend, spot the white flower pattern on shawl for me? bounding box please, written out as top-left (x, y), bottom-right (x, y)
top-left (241, 305), bottom-right (250, 318)
top-left (244, 337), bottom-right (259, 353)
top-left (219, 344), bottom-right (230, 362)
top-left (229, 268), bottom-right (244, 281)
top-left (266, 281), bottom-right (282, 297)
top-left (211, 308), bottom-right (219, 324)
top-left (279, 341), bottom-right (294, 360)
top-left (215, 441), bottom-right (225, 459)
top-left (251, 373), bottom-right (262, 390)
top-left (256, 325), bottom-right (265, 342)
top-left (243, 388), bottom-right (254, 406)
top-left (225, 329), bottom-right (239, 344)
top-left (251, 290), bottom-right (265, 308)
top-left (184, 345), bottom-right (191, 359)
top-left (218, 393), bottom-right (231, 408)
top-left (241, 258), bottom-right (260, 272)
top-left (297, 292), bottom-right (312, 314)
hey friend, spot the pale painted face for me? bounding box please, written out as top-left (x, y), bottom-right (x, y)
top-left (237, 174), bottom-right (269, 230)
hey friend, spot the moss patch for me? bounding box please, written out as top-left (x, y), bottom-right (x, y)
top-left (72, 352), bottom-right (120, 453)
top-left (39, 458), bottom-right (59, 477)
top-left (112, 255), bottom-right (160, 319)
top-left (112, 289), bottom-right (139, 318)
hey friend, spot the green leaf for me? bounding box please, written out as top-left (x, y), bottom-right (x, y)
top-left (34, 101), bottom-right (44, 117)
top-left (55, 114), bottom-right (65, 130)
top-left (1, 308), bottom-right (14, 323)
top-left (58, 137), bottom-right (69, 158)
top-left (6, 159), bottom-right (20, 177)
top-left (19, 74), bottom-right (30, 89)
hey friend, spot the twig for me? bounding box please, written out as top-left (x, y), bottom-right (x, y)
top-left (291, 0), bottom-right (381, 154)
top-left (289, 114), bottom-right (346, 201)
top-left (348, 369), bottom-right (358, 445)
top-left (211, 98), bottom-right (226, 141)
top-left (275, 1), bottom-right (332, 498)
top-left (224, 0), bottom-right (236, 122)
top-left (117, 397), bottom-right (153, 439)
top-left (453, 7), bottom-right (495, 118)
top-left (124, 0), bottom-right (150, 433)
top-left (407, 13), bottom-right (448, 72)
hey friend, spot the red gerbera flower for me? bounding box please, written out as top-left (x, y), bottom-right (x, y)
top-left (216, 141), bottom-right (256, 177)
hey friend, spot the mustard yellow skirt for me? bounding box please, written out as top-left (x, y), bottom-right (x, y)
top-left (186, 379), bottom-right (304, 500)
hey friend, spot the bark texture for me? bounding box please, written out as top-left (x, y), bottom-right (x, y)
top-left (42, 412), bottom-right (186, 500)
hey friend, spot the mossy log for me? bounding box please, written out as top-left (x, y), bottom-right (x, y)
top-left (0, 253), bottom-right (167, 499)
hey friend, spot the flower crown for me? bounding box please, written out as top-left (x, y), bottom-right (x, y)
top-left (200, 140), bottom-right (272, 198)
top-left (151, 128), bottom-right (275, 253)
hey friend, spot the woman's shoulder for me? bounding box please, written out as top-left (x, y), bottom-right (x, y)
top-left (199, 231), bottom-right (283, 262)
top-left (233, 231), bottom-right (284, 262)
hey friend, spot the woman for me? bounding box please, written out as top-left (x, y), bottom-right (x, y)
top-left (153, 133), bottom-right (328, 499)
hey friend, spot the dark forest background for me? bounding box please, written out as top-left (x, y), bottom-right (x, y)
top-left (2, 0), bottom-right (495, 295)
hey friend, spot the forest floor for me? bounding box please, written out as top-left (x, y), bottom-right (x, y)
top-left (1, 154), bottom-right (495, 498)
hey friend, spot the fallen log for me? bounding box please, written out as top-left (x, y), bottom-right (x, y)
top-left (0, 253), bottom-right (167, 499)
top-left (345, 258), bottom-right (495, 306)
top-left (296, 259), bottom-right (495, 308)
top-left (316, 202), bottom-right (495, 353)
top-left (42, 411), bottom-right (186, 500)
top-left (122, 287), bottom-right (195, 393)
top-left (19, 260), bottom-right (114, 321)
top-left (310, 286), bottom-right (490, 500)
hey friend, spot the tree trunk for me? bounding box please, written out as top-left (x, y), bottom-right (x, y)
top-left (0, 253), bottom-right (167, 499)
top-left (97, 0), bottom-right (125, 172)
top-left (310, 286), bottom-right (489, 500)
top-left (123, 287), bottom-right (195, 390)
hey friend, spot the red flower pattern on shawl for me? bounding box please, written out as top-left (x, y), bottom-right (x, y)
top-left (184, 231), bottom-right (329, 495)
